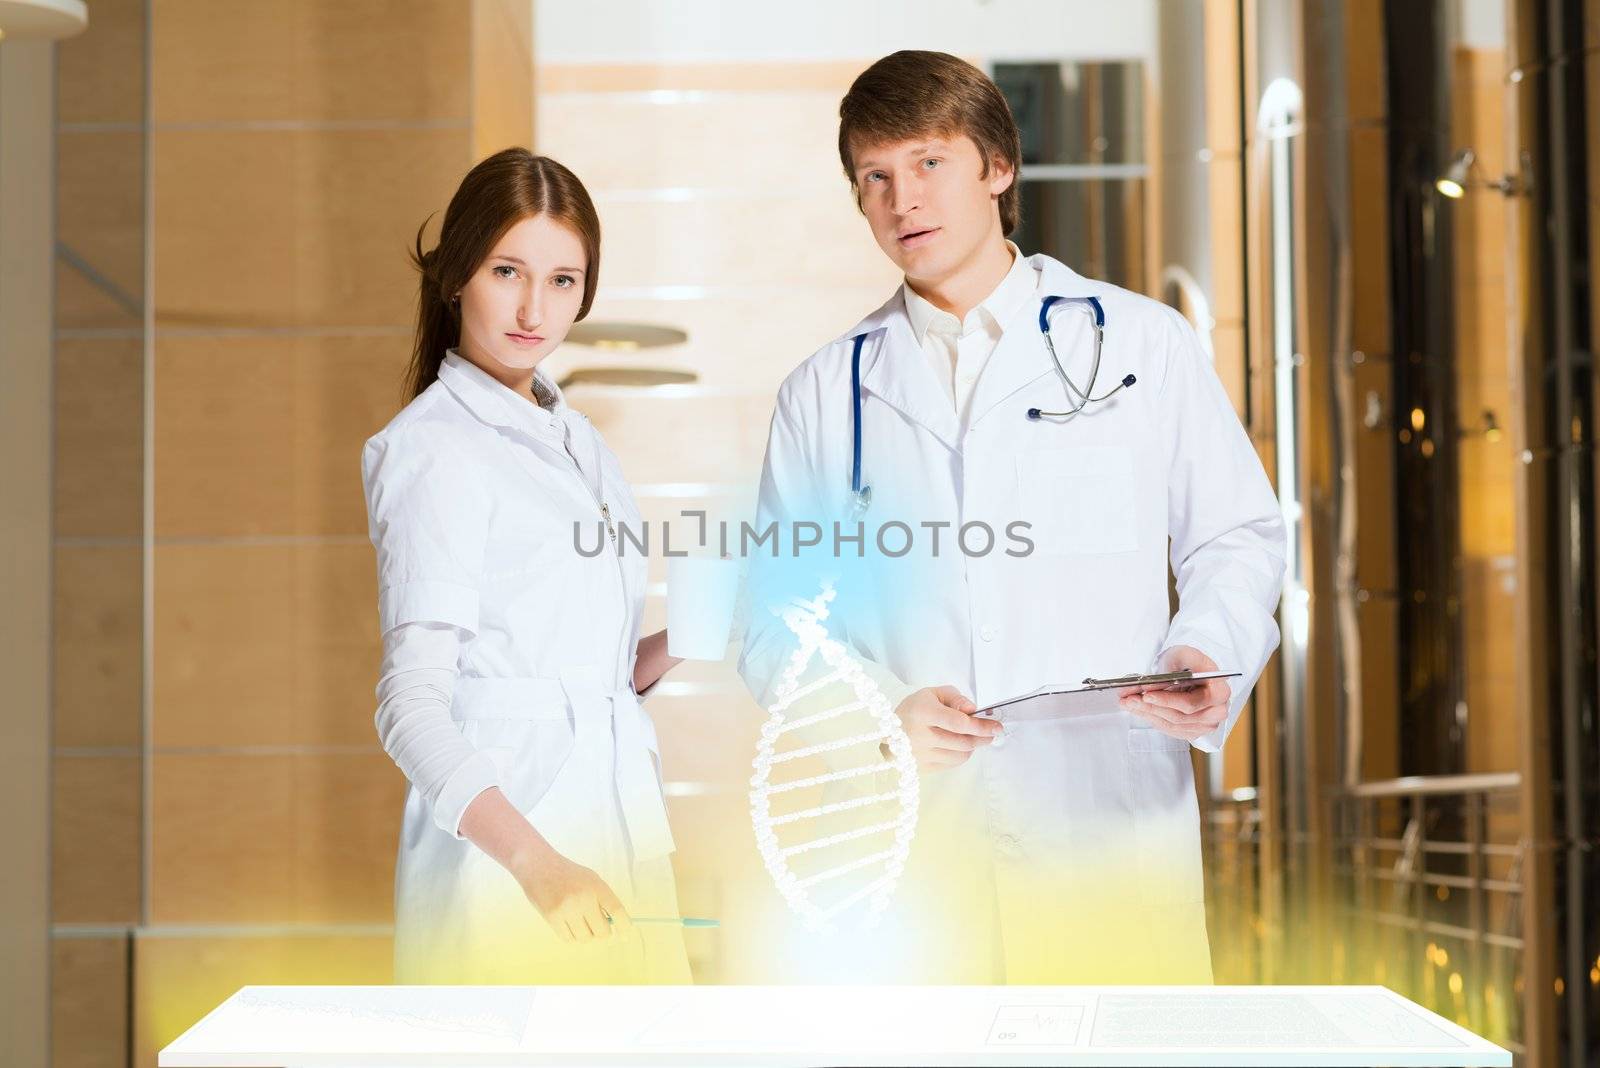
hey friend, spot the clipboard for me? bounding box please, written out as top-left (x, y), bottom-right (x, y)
top-left (972, 670), bottom-right (1242, 724)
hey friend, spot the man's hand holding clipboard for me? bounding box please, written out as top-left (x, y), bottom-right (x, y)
top-left (972, 646), bottom-right (1239, 744)
top-left (1118, 645), bottom-right (1234, 744)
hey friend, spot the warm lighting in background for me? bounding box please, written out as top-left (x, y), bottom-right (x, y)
top-left (566, 321), bottom-right (688, 349)
top-left (556, 368), bottom-right (698, 389)
top-left (1436, 146), bottom-right (1527, 198)
top-left (0, 0), bottom-right (86, 39)
top-left (1410, 407), bottom-right (1426, 432)
top-left (1435, 150), bottom-right (1472, 198)
top-left (1449, 973), bottom-right (1463, 995)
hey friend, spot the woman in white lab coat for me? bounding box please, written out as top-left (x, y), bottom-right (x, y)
top-left (362, 148), bottom-right (690, 984)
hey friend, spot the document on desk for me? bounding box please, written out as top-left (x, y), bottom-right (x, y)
top-left (974, 671), bottom-right (1241, 724)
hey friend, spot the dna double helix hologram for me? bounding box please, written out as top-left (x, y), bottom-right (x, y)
top-left (748, 581), bottom-right (920, 931)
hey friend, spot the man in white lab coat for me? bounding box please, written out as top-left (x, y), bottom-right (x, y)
top-left (736, 51), bottom-right (1287, 983)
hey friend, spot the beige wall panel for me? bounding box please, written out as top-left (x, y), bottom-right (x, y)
top-left (152, 543), bottom-right (296, 748)
top-left (150, 753), bottom-right (399, 926)
top-left (154, 335), bottom-right (294, 537)
top-left (564, 286), bottom-right (899, 393)
top-left (1201, 0), bottom-right (1242, 154)
top-left (154, 542), bottom-right (379, 748)
top-left (538, 62), bottom-right (869, 95)
top-left (537, 91), bottom-right (845, 191)
top-left (155, 334), bottom-right (410, 538)
top-left (290, 542), bottom-right (384, 748)
top-left (295, 335), bottom-right (417, 534)
top-left (1205, 155), bottom-right (1245, 324)
top-left (52, 937), bottom-right (130, 1068)
top-left (152, 129), bottom-right (295, 329)
top-left (55, 337), bottom-right (144, 539)
top-left (134, 933), bottom-right (392, 1067)
top-left (52, 755), bottom-right (141, 924)
top-left (1348, 126), bottom-right (1391, 357)
top-left (153, 128), bottom-right (466, 330)
top-left (647, 694), bottom-right (761, 789)
top-left (152, 0), bottom-right (469, 124)
top-left (1462, 556), bottom-right (1518, 774)
top-left (1343, 0), bottom-right (1386, 126)
top-left (292, 752), bottom-right (403, 924)
top-left (54, 545), bottom-right (143, 750)
top-left (473, 0), bottom-right (536, 158)
top-left (148, 753), bottom-right (296, 923)
top-left (664, 793), bottom-right (755, 870)
top-left (1356, 597), bottom-right (1400, 782)
top-left (57, 130), bottom-right (145, 329)
top-left (576, 392), bottom-right (775, 487)
top-left (56, 266), bottom-right (144, 334)
top-left (593, 195), bottom-right (887, 292)
top-left (1210, 321), bottom-right (1247, 417)
top-left (58, 0), bottom-right (144, 125)
top-left (1351, 355), bottom-right (1397, 592)
top-left (1459, 446), bottom-right (1516, 557)
top-left (287, 129), bottom-right (469, 328)
top-left (151, 0), bottom-right (294, 122)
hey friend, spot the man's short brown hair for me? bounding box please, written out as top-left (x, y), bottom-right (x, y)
top-left (838, 50), bottom-right (1023, 235)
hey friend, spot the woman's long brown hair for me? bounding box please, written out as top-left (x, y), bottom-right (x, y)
top-left (405, 148), bottom-right (601, 401)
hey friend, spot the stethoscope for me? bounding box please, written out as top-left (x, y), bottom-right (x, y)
top-left (848, 295), bottom-right (1137, 517)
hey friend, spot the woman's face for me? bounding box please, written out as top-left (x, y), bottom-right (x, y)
top-left (456, 213), bottom-right (588, 384)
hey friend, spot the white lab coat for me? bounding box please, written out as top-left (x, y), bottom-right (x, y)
top-left (738, 254), bottom-right (1286, 983)
top-left (362, 350), bottom-right (689, 984)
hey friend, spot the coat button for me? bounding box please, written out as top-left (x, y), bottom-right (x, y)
top-left (995, 833), bottom-right (1021, 852)
top-left (979, 624), bottom-right (998, 642)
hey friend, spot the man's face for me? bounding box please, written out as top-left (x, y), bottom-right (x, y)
top-left (850, 132), bottom-right (1013, 286)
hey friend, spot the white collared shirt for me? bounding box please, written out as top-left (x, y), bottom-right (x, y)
top-left (902, 240), bottom-right (1039, 421)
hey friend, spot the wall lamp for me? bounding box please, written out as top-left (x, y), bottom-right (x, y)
top-left (1436, 149), bottom-right (1527, 199)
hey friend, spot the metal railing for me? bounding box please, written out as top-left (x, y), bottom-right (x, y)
top-left (1201, 774), bottom-right (1525, 1053)
top-left (1329, 773), bottom-right (1525, 1055)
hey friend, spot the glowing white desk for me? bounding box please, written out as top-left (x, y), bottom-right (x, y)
top-left (158, 984), bottom-right (1511, 1067)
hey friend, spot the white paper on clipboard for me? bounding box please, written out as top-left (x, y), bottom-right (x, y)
top-left (973, 672), bottom-right (1242, 724)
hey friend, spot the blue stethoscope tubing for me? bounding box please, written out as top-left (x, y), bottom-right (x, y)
top-left (850, 333), bottom-right (871, 515)
top-left (848, 296), bottom-right (1136, 515)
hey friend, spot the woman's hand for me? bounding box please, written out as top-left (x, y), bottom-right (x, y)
top-left (458, 787), bottom-right (632, 943)
top-left (511, 847), bottom-right (634, 943)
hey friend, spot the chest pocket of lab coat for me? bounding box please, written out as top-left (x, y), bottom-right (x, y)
top-left (1015, 445), bottom-right (1140, 556)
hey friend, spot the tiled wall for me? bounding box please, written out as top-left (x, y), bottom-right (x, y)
top-left (51, 2), bottom-right (509, 1064)
top-left (52, 0), bottom-right (148, 1064)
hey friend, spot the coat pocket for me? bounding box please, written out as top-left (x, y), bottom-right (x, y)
top-left (1015, 445), bottom-right (1140, 556)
